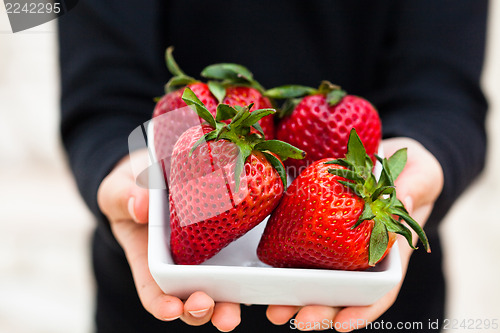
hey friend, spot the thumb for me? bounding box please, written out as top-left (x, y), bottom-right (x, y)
top-left (400, 196), bottom-right (414, 216)
top-left (383, 138), bottom-right (443, 216)
top-left (393, 157), bottom-right (443, 217)
top-left (126, 186), bottom-right (149, 224)
top-left (97, 152), bottom-right (150, 224)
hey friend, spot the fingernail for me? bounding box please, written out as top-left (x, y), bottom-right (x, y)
top-left (163, 315), bottom-right (181, 321)
top-left (128, 197), bottom-right (138, 222)
top-left (404, 196), bottom-right (413, 215)
top-left (188, 308), bottom-right (210, 318)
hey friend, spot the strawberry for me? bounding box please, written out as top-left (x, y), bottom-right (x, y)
top-left (152, 48), bottom-right (275, 139)
top-left (153, 82), bottom-right (218, 118)
top-left (152, 48), bottom-right (218, 175)
top-left (201, 63), bottom-right (275, 139)
top-left (266, 81), bottom-right (381, 176)
top-left (257, 129), bottom-right (430, 271)
top-left (169, 87), bottom-right (305, 265)
top-left (152, 82), bottom-right (218, 169)
top-left (222, 86), bottom-right (275, 139)
top-left (152, 48), bottom-right (274, 183)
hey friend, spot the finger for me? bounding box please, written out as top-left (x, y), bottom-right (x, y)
top-left (400, 196), bottom-right (414, 215)
top-left (98, 150), bottom-right (175, 321)
top-left (97, 155), bottom-right (149, 223)
top-left (391, 140), bottom-right (443, 210)
top-left (266, 305), bottom-right (301, 325)
top-left (119, 223), bottom-right (184, 321)
top-left (97, 164), bottom-right (134, 222)
top-left (332, 243), bottom-right (412, 333)
top-left (181, 291), bottom-right (215, 326)
top-left (394, 169), bottom-right (439, 213)
top-left (333, 290), bottom-right (399, 332)
top-left (211, 302), bottom-right (241, 332)
top-left (126, 149), bottom-right (151, 223)
top-left (333, 306), bottom-right (381, 332)
top-left (294, 306), bottom-right (341, 331)
top-left (129, 186), bottom-right (149, 223)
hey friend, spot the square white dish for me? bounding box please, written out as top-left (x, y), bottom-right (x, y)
top-left (145, 116), bottom-right (402, 307)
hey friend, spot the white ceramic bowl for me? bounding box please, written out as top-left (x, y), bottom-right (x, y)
top-left (146, 118), bottom-right (402, 306)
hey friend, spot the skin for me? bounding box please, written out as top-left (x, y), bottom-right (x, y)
top-left (97, 137), bottom-right (443, 331)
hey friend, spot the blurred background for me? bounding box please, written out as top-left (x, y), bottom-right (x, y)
top-left (1, 2), bottom-right (499, 332)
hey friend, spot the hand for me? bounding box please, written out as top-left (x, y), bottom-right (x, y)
top-left (265, 137), bottom-right (444, 331)
top-left (97, 149), bottom-right (241, 331)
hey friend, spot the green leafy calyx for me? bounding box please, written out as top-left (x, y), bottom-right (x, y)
top-left (182, 87), bottom-right (305, 189)
top-left (201, 63), bottom-right (265, 95)
top-left (164, 47), bottom-right (198, 93)
top-left (265, 80), bottom-right (347, 118)
top-left (325, 129), bottom-right (431, 266)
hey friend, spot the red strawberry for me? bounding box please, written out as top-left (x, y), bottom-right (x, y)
top-left (152, 48), bottom-right (274, 182)
top-left (152, 48), bottom-right (218, 175)
top-left (257, 129), bottom-right (430, 271)
top-left (267, 82), bottom-right (381, 176)
top-left (222, 86), bottom-right (275, 139)
top-left (153, 82), bottom-right (218, 118)
top-left (152, 83), bottom-right (218, 172)
top-left (169, 87), bottom-right (305, 265)
top-left (152, 85), bottom-right (275, 181)
top-left (201, 63), bottom-right (276, 139)
top-left (152, 47), bottom-right (220, 119)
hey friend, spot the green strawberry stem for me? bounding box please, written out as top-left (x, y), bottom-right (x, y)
top-left (201, 63), bottom-right (266, 97)
top-left (165, 46), bottom-right (186, 77)
top-left (265, 80), bottom-right (347, 117)
top-left (164, 46), bottom-right (198, 93)
top-left (164, 46), bottom-right (269, 102)
top-left (264, 85), bottom-right (317, 99)
top-left (325, 129), bottom-right (430, 266)
top-left (181, 87), bottom-right (306, 189)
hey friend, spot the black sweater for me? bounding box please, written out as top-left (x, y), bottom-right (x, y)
top-left (58, 0), bottom-right (488, 331)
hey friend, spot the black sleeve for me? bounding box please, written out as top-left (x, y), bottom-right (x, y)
top-left (58, 0), bottom-right (167, 235)
top-left (371, 0), bottom-right (488, 229)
